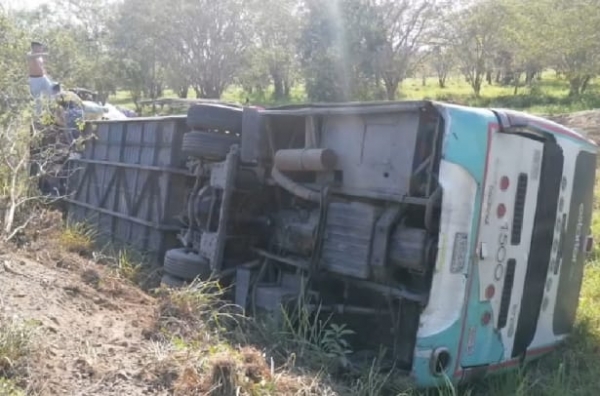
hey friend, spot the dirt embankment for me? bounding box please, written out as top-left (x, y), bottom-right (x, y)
top-left (0, 242), bottom-right (168, 395)
top-left (0, 215), bottom-right (331, 396)
top-left (547, 109), bottom-right (600, 142)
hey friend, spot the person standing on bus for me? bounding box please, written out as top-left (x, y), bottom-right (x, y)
top-left (27, 41), bottom-right (57, 104)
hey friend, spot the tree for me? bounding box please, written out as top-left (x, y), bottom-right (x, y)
top-left (0, 10), bottom-right (28, 107)
top-left (13, 0), bottom-right (119, 102)
top-left (369, 0), bottom-right (438, 100)
top-left (429, 45), bottom-right (454, 89)
top-left (541, 0), bottom-right (600, 96)
top-left (0, 11), bottom-right (81, 240)
top-left (254, 0), bottom-right (301, 101)
top-left (110, 0), bottom-right (166, 110)
top-left (157, 0), bottom-right (254, 99)
top-left (298, 0), bottom-right (384, 102)
top-left (447, 0), bottom-right (506, 97)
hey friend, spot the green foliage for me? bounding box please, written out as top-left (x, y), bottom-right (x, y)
top-left (0, 12), bottom-right (29, 107)
top-left (0, 379), bottom-right (25, 396)
top-left (6, 0), bottom-right (600, 108)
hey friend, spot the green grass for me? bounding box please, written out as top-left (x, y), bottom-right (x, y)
top-left (398, 72), bottom-right (600, 115)
top-left (109, 70), bottom-right (600, 116)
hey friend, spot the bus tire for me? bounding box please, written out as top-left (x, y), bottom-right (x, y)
top-left (182, 130), bottom-right (239, 160)
top-left (187, 103), bottom-right (243, 133)
top-left (163, 248), bottom-right (211, 281)
top-left (160, 273), bottom-right (186, 289)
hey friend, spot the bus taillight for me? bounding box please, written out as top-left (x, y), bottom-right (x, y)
top-left (500, 176), bottom-right (510, 191)
top-left (497, 204), bottom-right (507, 218)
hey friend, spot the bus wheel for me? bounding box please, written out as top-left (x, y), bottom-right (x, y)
top-left (160, 273), bottom-right (186, 289)
top-left (182, 130), bottom-right (239, 161)
top-left (163, 248), bottom-right (211, 281)
top-left (186, 103), bottom-right (243, 133)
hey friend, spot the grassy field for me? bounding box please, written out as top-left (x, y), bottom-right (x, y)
top-left (110, 71), bottom-right (600, 116)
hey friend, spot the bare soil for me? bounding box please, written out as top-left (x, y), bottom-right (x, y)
top-left (547, 110), bottom-right (600, 141)
top-left (0, 242), bottom-right (169, 396)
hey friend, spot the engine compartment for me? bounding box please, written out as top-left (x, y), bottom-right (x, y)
top-left (177, 101), bottom-right (445, 369)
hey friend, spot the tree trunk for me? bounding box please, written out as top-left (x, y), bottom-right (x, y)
top-left (272, 76), bottom-right (285, 101)
top-left (486, 70), bottom-right (493, 85)
top-left (472, 76), bottom-right (482, 97)
top-left (513, 72), bottom-right (521, 95)
top-left (438, 76), bottom-right (446, 89)
top-left (495, 71), bottom-right (502, 84)
top-left (568, 77), bottom-right (583, 97)
top-left (422, 75), bottom-right (427, 87)
top-left (525, 68), bottom-right (537, 85)
top-left (581, 75), bottom-right (592, 94)
top-left (384, 78), bottom-right (399, 101)
top-left (177, 86), bottom-right (189, 99)
top-left (474, 82), bottom-right (481, 97)
top-left (203, 83), bottom-right (223, 99)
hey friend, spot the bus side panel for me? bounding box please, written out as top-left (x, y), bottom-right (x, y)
top-left (553, 150), bottom-right (597, 335)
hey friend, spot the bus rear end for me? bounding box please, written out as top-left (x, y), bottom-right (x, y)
top-left (461, 110), bottom-right (597, 379)
top-left (411, 105), bottom-right (597, 387)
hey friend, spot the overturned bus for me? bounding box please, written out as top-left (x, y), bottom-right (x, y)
top-left (125, 100), bottom-right (596, 387)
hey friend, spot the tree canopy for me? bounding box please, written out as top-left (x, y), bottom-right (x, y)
top-left (2, 0), bottom-right (600, 105)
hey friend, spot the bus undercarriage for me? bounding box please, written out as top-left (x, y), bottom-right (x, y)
top-left (164, 101), bottom-right (446, 370)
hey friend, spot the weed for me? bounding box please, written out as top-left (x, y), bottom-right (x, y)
top-left (251, 301), bottom-right (356, 373)
top-left (0, 378), bottom-right (25, 396)
top-left (113, 249), bottom-right (143, 283)
top-left (0, 317), bottom-right (37, 382)
top-left (58, 221), bottom-right (96, 256)
top-left (348, 358), bottom-right (396, 396)
top-left (156, 278), bottom-right (242, 343)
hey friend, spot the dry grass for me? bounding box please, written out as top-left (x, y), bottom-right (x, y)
top-left (0, 320), bottom-right (34, 378)
top-left (0, 378), bottom-right (25, 396)
top-left (145, 280), bottom-right (350, 395)
top-left (58, 222), bottom-right (96, 256)
top-left (0, 316), bottom-right (39, 395)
